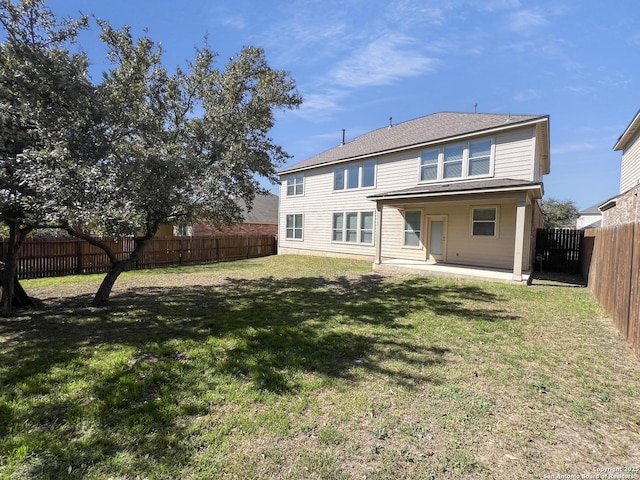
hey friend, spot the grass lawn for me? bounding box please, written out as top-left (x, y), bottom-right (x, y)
top-left (1, 255), bottom-right (639, 479)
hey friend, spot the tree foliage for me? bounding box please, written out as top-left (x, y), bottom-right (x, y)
top-left (541, 197), bottom-right (579, 229)
top-left (0, 0), bottom-right (96, 315)
top-left (0, 0), bottom-right (302, 311)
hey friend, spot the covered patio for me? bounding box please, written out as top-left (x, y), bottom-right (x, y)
top-left (368, 179), bottom-right (544, 284)
top-left (373, 258), bottom-right (531, 284)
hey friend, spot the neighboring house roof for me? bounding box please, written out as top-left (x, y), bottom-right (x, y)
top-left (279, 112), bottom-right (549, 174)
top-left (367, 178), bottom-right (542, 201)
top-left (613, 109), bottom-right (640, 151)
top-left (579, 202), bottom-right (606, 215)
top-left (242, 193), bottom-right (278, 224)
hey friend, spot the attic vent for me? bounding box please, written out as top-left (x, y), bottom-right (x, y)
top-left (388, 116), bottom-right (393, 128)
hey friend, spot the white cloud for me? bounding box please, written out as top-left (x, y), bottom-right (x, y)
top-left (292, 90), bottom-right (348, 122)
top-left (551, 143), bottom-right (600, 155)
top-left (328, 34), bottom-right (437, 88)
top-left (563, 85), bottom-right (595, 95)
top-left (512, 89), bottom-right (541, 102)
top-left (209, 8), bottom-right (246, 30)
top-left (506, 9), bottom-right (548, 32)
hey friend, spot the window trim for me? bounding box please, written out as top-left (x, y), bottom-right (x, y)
top-left (403, 210), bottom-right (423, 248)
top-left (333, 160), bottom-right (377, 191)
top-left (331, 211), bottom-right (375, 245)
top-left (419, 136), bottom-right (494, 183)
top-left (286, 173), bottom-right (304, 196)
top-left (285, 213), bottom-right (304, 240)
top-left (470, 206), bottom-right (499, 238)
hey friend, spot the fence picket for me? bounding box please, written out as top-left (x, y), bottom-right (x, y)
top-left (584, 223), bottom-right (640, 356)
top-left (0, 235), bottom-right (277, 280)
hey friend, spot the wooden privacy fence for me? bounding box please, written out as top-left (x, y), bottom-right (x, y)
top-left (0, 235), bottom-right (277, 280)
top-left (535, 228), bottom-right (584, 274)
top-left (583, 223), bottom-right (640, 356)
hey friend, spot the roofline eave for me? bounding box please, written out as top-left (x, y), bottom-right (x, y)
top-left (367, 183), bottom-right (543, 202)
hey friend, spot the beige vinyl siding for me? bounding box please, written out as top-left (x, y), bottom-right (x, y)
top-left (493, 127), bottom-right (535, 181)
top-left (620, 129), bottom-right (640, 193)
top-left (375, 150), bottom-right (422, 190)
top-left (279, 167), bottom-right (378, 258)
top-left (380, 199), bottom-right (518, 270)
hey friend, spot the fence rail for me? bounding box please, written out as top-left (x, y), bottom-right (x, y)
top-left (584, 223), bottom-right (640, 356)
top-left (1, 235), bottom-right (277, 280)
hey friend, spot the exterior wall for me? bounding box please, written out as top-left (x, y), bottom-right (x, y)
top-left (279, 125), bottom-right (539, 269)
top-left (576, 213), bottom-right (602, 229)
top-left (493, 127), bottom-right (536, 181)
top-left (378, 198), bottom-right (518, 270)
top-left (620, 129), bottom-right (640, 193)
top-left (601, 184), bottom-right (640, 227)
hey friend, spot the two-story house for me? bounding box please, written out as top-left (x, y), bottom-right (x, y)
top-left (600, 109), bottom-right (640, 226)
top-left (278, 112), bottom-right (550, 282)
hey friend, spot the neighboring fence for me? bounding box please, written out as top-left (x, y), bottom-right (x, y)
top-left (583, 223), bottom-right (640, 356)
top-left (0, 235), bottom-right (277, 280)
top-left (535, 228), bottom-right (584, 274)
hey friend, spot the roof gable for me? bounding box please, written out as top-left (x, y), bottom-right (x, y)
top-left (280, 112), bottom-right (549, 174)
top-left (613, 109), bottom-right (640, 151)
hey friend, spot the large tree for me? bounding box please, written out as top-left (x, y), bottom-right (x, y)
top-left (541, 197), bottom-right (580, 229)
top-left (62, 24), bottom-right (302, 306)
top-left (0, 0), bottom-right (97, 315)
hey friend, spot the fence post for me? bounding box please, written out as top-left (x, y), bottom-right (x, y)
top-left (76, 240), bottom-right (83, 275)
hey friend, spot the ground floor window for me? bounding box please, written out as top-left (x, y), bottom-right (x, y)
top-left (286, 214), bottom-right (303, 240)
top-left (403, 211), bottom-right (422, 246)
top-left (332, 211), bottom-right (374, 244)
top-left (471, 207), bottom-right (497, 237)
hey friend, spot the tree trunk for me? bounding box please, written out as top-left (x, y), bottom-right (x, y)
top-left (92, 261), bottom-right (127, 306)
top-left (0, 223), bottom-right (33, 317)
top-left (66, 226), bottom-right (157, 307)
top-left (91, 235), bottom-right (153, 306)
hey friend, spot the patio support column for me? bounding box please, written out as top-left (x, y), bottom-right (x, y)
top-left (374, 202), bottom-right (383, 264)
top-left (512, 196), bottom-right (527, 281)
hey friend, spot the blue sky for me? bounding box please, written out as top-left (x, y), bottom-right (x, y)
top-left (45, 0), bottom-right (639, 210)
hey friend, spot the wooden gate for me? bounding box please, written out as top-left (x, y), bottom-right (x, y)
top-left (535, 228), bottom-right (584, 274)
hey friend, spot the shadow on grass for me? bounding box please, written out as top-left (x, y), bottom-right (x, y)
top-left (0, 273), bottom-right (516, 477)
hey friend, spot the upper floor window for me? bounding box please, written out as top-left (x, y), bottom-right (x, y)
top-left (334, 160), bottom-right (375, 190)
top-left (287, 173), bottom-right (304, 196)
top-left (420, 137), bottom-right (494, 182)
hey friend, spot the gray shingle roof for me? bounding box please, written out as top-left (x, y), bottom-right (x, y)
top-left (242, 193), bottom-right (278, 224)
top-left (280, 112), bottom-right (548, 174)
top-left (367, 178), bottom-right (542, 200)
